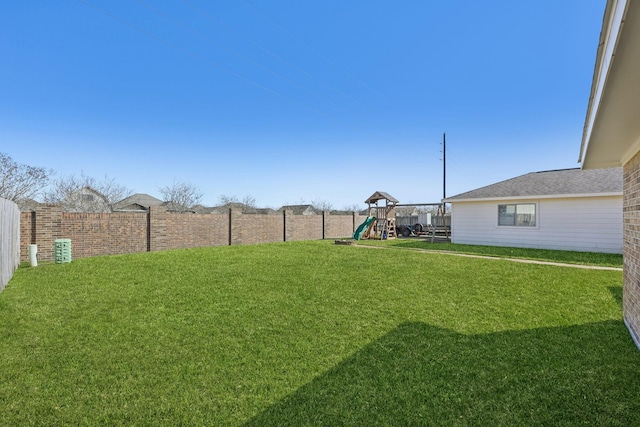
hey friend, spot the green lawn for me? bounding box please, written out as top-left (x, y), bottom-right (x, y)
top-left (358, 238), bottom-right (624, 267)
top-left (0, 240), bottom-right (638, 426)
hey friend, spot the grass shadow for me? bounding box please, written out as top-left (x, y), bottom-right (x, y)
top-left (246, 321), bottom-right (640, 426)
top-left (609, 286), bottom-right (624, 308)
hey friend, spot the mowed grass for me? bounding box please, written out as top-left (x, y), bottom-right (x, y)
top-left (0, 240), bottom-right (638, 426)
top-left (359, 238), bottom-right (624, 267)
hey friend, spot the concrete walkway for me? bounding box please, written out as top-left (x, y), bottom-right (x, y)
top-left (355, 244), bottom-right (623, 272)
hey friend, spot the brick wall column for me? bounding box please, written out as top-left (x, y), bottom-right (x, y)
top-left (149, 206), bottom-right (167, 252)
top-left (227, 209), bottom-right (232, 245)
top-left (33, 205), bottom-right (63, 262)
top-left (283, 209), bottom-right (293, 242)
top-left (623, 152), bottom-right (640, 350)
top-left (230, 209), bottom-right (241, 245)
top-left (352, 211), bottom-right (357, 233)
top-left (20, 211), bottom-right (35, 262)
top-left (322, 211), bottom-right (329, 240)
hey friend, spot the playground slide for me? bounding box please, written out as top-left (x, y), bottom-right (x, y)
top-left (353, 216), bottom-right (376, 241)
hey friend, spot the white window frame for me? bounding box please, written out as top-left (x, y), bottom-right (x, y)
top-left (498, 203), bottom-right (536, 227)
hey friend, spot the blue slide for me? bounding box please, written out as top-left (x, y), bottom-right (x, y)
top-left (353, 217), bottom-right (376, 241)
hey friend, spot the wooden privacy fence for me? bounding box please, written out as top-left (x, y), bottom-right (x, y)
top-left (0, 198), bottom-right (20, 291)
top-left (20, 206), bottom-right (368, 262)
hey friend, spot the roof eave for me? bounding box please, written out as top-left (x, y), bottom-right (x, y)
top-left (445, 192), bottom-right (622, 203)
top-left (581, 0), bottom-right (640, 169)
top-left (579, 0), bottom-right (622, 164)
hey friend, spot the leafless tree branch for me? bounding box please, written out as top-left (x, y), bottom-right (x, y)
top-left (0, 152), bottom-right (52, 202)
top-left (159, 180), bottom-right (203, 212)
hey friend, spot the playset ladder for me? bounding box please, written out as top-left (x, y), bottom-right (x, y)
top-left (376, 217), bottom-right (396, 239)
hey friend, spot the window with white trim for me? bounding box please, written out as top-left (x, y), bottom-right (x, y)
top-left (498, 203), bottom-right (536, 227)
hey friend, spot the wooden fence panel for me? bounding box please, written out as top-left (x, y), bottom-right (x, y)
top-left (0, 198), bottom-right (20, 291)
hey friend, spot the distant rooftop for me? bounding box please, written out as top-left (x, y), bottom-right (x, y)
top-left (279, 204), bottom-right (319, 215)
top-left (115, 193), bottom-right (163, 209)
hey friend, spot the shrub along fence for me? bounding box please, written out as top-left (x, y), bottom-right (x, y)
top-left (1, 198), bottom-right (20, 291)
top-left (20, 206), bottom-right (368, 263)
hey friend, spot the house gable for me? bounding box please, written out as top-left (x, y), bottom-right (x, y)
top-left (63, 186), bottom-right (111, 212)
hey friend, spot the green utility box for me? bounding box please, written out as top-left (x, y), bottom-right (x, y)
top-left (54, 239), bottom-right (72, 264)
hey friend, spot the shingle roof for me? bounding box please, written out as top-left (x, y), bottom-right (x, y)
top-left (444, 167), bottom-right (622, 201)
top-left (211, 203), bottom-right (262, 214)
top-left (365, 191), bottom-right (399, 204)
top-left (115, 193), bottom-right (163, 209)
top-left (279, 204), bottom-right (319, 215)
top-left (192, 205), bottom-right (217, 214)
top-left (16, 198), bottom-right (42, 212)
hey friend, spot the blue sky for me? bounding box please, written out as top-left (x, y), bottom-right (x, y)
top-left (1, 1), bottom-right (605, 209)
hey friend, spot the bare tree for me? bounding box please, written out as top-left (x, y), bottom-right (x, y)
top-left (99, 176), bottom-right (134, 209)
top-left (0, 152), bottom-right (52, 202)
top-left (217, 194), bottom-right (237, 206)
top-left (342, 203), bottom-right (362, 212)
top-left (217, 194), bottom-right (257, 213)
top-left (241, 195), bottom-right (256, 208)
top-left (159, 180), bottom-right (203, 212)
top-left (311, 199), bottom-right (334, 212)
top-left (43, 173), bottom-right (133, 212)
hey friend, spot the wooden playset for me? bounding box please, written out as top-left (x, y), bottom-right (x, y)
top-left (353, 191), bottom-right (398, 240)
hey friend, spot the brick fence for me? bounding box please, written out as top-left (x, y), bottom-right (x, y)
top-left (20, 206), bottom-right (367, 262)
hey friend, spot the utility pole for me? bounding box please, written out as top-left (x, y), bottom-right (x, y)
top-left (442, 132), bottom-right (449, 239)
top-left (443, 132), bottom-right (446, 199)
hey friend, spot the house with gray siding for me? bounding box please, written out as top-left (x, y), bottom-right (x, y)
top-left (444, 167), bottom-right (622, 254)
